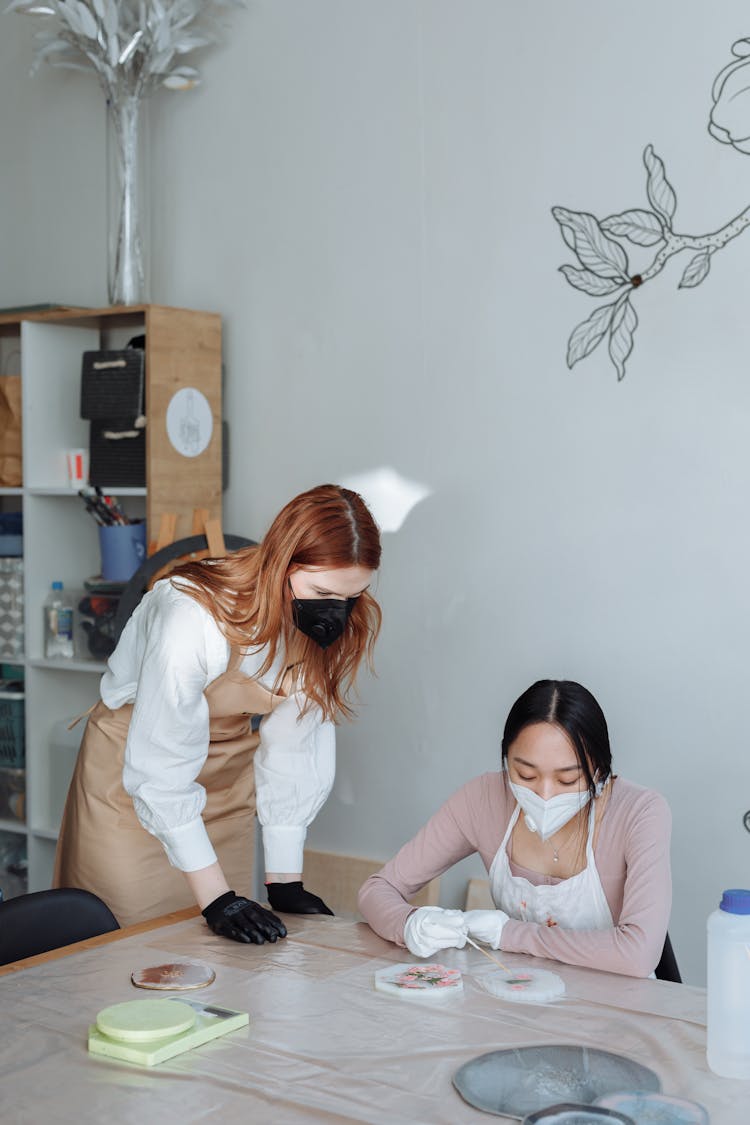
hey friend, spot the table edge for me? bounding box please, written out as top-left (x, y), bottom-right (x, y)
top-left (0, 906), bottom-right (201, 975)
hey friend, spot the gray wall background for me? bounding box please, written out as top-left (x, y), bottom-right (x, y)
top-left (2, 1), bottom-right (749, 985)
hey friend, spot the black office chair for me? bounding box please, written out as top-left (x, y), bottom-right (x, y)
top-left (0, 887), bottom-right (120, 965)
top-left (112, 533), bottom-right (256, 645)
top-left (654, 932), bottom-right (681, 983)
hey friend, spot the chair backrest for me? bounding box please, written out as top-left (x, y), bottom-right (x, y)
top-left (464, 877), bottom-right (495, 911)
top-left (112, 533), bottom-right (256, 644)
top-left (654, 932), bottom-right (681, 983)
top-left (303, 848), bottom-right (441, 919)
top-left (0, 887), bottom-right (120, 966)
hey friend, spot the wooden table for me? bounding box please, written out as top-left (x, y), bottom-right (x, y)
top-left (0, 911), bottom-right (742, 1122)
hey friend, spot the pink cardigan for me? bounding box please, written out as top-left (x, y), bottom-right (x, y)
top-left (358, 772), bottom-right (672, 978)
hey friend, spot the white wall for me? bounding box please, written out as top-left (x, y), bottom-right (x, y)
top-left (2, 1), bottom-right (750, 985)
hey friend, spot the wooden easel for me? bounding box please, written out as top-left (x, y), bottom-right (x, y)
top-left (151, 507), bottom-right (226, 555)
top-left (145, 507), bottom-right (228, 588)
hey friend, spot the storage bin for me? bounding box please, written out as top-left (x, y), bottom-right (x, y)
top-left (89, 418), bottom-right (145, 487)
top-left (83, 346), bottom-right (146, 488)
top-left (0, 766), bottom-right (25, 822)
top-left (80, 349), bottom-right (144, 420)
top-left (0, 557), bottom-right (24, 658)
top-left (0, 684), bottom-right (24, 766)
top-left (0, 511), bottom-right (22, 557)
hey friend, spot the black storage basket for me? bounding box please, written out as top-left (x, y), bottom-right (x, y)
top-left (81, 350), bottom-right (144, 420)
top-left (89, 419), bottom-right (146, 487)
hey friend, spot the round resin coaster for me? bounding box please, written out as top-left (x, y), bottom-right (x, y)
top-left (96, 999), bottom-right (197, 1043)
top-left (131, 962), bottom-right (216, 991)
top-left (594, 1091), bottom-right (709, 1124)
top-left (522, 1106), bottom-right (637, 1124)
top-left (374, 963), bottom-right (464, 1001)
top-left (476, 967), bottom-right (565, 1004)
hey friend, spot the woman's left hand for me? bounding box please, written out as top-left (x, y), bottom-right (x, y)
top-left (266, 881), bottom-right (334, 915)
top-left (463, 909), bottom-right (509, 949)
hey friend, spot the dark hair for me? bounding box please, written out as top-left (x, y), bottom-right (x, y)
top-left (501, 680), bottom-right (612, 799)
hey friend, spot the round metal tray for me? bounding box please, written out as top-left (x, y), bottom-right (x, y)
top-left (453, 1044), bottom-right (660, 1119)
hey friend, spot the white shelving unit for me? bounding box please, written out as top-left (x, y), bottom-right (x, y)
top-left (0, 305), bottom-right (223, 895)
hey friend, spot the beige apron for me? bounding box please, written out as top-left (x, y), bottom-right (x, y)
top-left (53, 648), bottom-right (287, 927)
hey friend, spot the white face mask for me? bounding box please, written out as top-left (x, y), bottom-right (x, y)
top-left (509, 781), bottom-right (591, 841)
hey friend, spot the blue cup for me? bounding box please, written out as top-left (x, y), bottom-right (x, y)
top-left (98, 521), bottom-right (147, 582)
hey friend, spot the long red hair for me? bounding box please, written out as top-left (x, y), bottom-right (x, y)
top-left (170, 484), bottom-right (382, 720)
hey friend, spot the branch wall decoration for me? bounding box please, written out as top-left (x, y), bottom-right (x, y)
top-left (554, 36), bottom-right (750, 382)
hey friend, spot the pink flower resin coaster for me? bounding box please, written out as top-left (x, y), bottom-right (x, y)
top-left (374, 963), bottom-right (464, 1002)
top-left (476, 966), bottom-right (565, 1004)
top-left (131, 962), bottom-right (216, 991)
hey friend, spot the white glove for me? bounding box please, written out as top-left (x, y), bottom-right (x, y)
top-left (403, 907), bottom-right (469, 958)
top-left (463, 909), bottom-right (509, 950)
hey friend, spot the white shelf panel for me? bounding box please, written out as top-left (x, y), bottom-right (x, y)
top-left (21, 320), bottom-right (99, 489)
top-left (0, 819), bottom-right (26, 836)
top-left (24, 495), bottom-right (100, 656)
top-left (26, 488), bottom-right (82, 497)
top-left (27, 487), bottom-right (147, 497)
top-left (24, 667), bottom-right (91, 833)
top-left (0, 488), bottom-right (23, 497)
top-left (28, 658), bottom-right (106, 674)
top-left (92, 487), bottom-right (147, 497)
top-left (28, 825), bottom-right (59, 841)
top-left (0, 654), bottom-right (25, 666)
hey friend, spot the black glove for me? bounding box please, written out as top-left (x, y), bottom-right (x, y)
top-left (202, 891), bottom-right (288, 944)
top-left (266, 880), bottom-right (334, 916)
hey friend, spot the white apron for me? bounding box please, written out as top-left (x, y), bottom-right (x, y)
top-left (489, 800), bottom-right (614, 932)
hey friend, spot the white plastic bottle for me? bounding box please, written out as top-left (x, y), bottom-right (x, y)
top-left (43, 581), bottom-right (74, 659)
top-left (707, 887), bottom-right (750, 1078)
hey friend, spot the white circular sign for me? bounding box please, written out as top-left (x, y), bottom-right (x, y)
top-left (166, 387), bottom-right (213, 458)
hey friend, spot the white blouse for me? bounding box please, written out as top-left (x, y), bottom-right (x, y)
top-left (100, 579), bottom-right (335, 875)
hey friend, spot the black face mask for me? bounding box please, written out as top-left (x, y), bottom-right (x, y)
top-left (291, 591), bottom-right (357, 649)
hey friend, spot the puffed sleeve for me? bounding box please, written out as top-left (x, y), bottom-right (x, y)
top-left (121, 589), bottom-right (219, 872)
top-left (254, 692), bottom-right (336, 873)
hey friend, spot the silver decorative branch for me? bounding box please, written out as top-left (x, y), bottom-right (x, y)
top-left (6, 0), bottom-right (245, 305)
top-left (5, 1), bottom-right (245, 99)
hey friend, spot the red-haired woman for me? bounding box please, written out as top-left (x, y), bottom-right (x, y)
top-left (54, 484), bottom-right (382, 943)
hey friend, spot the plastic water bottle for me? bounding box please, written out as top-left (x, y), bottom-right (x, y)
top-left (707, 887), bottom-right (750, 1078)
top-left (43, 581), bottom-right (74, 659)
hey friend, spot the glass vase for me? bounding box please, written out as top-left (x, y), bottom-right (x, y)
top-left (106, 95), bottom-right (150, 306)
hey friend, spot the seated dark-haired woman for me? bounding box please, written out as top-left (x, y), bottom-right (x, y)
top-left (358, 680), bottom-right (671, 978)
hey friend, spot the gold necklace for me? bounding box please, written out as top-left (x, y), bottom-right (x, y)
top-left (548, 810), bottom-right (586, 864)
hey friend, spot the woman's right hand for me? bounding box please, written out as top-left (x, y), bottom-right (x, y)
top-left (202, 891), bottom-right (288, 944)
top-left (403, 906), bottom-right (468, 957)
